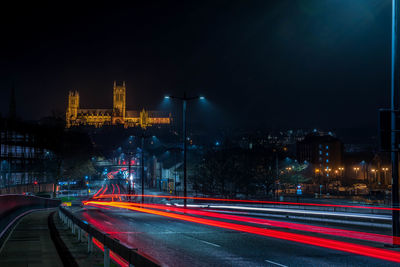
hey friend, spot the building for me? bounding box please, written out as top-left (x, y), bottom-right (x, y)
top-left (66, 81), bottom-right (171, 128)
top-left (0, 118), bottom-right (54, 191)
top-left (297, 132), bottom-right (343, 176)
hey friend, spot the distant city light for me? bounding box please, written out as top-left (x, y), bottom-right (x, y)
top-left (199, 96), bottom-right (205, 100)
top-left (164, 96), bottom-right (170, 99)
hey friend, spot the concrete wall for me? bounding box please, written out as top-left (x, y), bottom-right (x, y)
top-left (0, 194), bottom-right (60, 219)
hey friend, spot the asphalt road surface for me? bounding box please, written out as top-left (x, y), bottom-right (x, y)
top-left (73, 205), bottom-right (399, 267)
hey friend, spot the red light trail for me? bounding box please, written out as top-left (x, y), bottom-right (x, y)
top-left (98, 185), bottom-right (108, 196)
top-left (92, 186), bottom-right (103, 198)
top-left (84, 201), bottom-right (400, 263)
top-left (109, 202), bottom-right (400, 246)
top-left (92, 237), bottom-right (128, 267)
top-left (92, 194), bottom-right (400, 211)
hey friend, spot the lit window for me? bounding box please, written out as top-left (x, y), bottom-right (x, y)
top-left (326, 145), bottom-right (329, 149)
top-left (326, 159), bottom-right (329, 163)
top-left (319, 150), bottom-right (322, 155)
top-left (326, 153), bottom-right (329, 156)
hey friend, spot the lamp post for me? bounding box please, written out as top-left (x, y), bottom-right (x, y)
top-left (371, 169), bottom-right (377, 184)
top-left (139, 132), bottom-right (152, 204)
top-left (382, 167), bottom-right (389, 184)
top-left (338, 167), bottom-right (344, 177)
top-left (390, 0), bottom-right (400, 245)
top-left (141, 136), bottom-right (144, 204)
top-left (165, 93), bottom-right (204, 208)
top-left (127, 136), bottom-right (134, 200)
top-left (353, 167), bottom-right (360, 179)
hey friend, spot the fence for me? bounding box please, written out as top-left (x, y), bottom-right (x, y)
top-left (0, 183), bottom-right (54, 195)
top-left (58, 206), bottom-right (160, 267)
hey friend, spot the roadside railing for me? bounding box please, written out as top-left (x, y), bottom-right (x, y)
top-left (58, 206), bottom-right (160, 267)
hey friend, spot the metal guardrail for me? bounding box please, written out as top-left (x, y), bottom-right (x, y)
top-left (58, 206), bottom-right (160, 267)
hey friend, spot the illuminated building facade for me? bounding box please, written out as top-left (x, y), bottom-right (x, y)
top-left (66, 81), bottom-right (171, 128)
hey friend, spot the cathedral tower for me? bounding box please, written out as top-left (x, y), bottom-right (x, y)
top-left (112, 81), bottom-right (126, 123)
top-left (66, 91), bottom-right (79, 128)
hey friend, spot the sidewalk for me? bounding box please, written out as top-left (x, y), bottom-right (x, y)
top-left (0, 209), bottom-right (63, 267)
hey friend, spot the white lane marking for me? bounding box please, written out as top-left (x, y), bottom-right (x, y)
top-left (105, 221), bottom-right (112, 225)
top-left (199, 239), bottom-right (221, 247)
top-left (265, 259), bottom-right (288, 267)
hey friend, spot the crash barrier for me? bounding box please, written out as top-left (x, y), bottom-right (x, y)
top-left (58, 206), bottom-right (160, 267)
top-left (0, 194), bottom-right (60, 248)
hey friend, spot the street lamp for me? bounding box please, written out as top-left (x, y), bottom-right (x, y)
top-left (338, 167), bottom-right (344, 176)
top-left (164, 92), bottom-right (204, 208)
top-left (353, 167), bottom-right (360, 178)
top-left (382, 167), bottom-right (389, 184)
top-left (389, 0), bottom-right (400, 245)
top-left (139, 132), bottom-right (152, 204)
top-left (371, 169), bottom-right (378, 184)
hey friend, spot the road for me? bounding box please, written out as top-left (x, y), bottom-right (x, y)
top-left (73, 202), bottom-right (400, 267)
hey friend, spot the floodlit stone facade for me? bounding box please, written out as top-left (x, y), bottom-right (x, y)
top-left (66, 81), bottom-right (171, 128)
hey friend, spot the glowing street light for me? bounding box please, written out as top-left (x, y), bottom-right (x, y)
top-left (164, 92), bottom-right (205, 208)
top-left (353, 167), bottom-right (360, 178)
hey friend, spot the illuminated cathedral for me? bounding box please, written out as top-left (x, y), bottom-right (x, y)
top-left (66, 81), bottom-right (171, 128)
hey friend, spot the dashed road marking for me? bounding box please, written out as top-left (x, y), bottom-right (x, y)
top-left (199, 240), bottom-right (221, 247)
top-left (265, 259), bottom-right (288, 267)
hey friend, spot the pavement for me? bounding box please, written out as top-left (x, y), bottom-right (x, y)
top-left (0, 209), bottom-right (63, 267)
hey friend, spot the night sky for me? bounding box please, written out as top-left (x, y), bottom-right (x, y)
top-left (0, 0), bottom-right (392, 133)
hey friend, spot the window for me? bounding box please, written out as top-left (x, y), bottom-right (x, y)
top-left (319, 150), bottom-right (322, 155)
top-left (326, 145), bottom-right (329, 149)
top-left (326, 152), bottom-right (329, 156)
top-left (326, 159), bottom-right (329, 163)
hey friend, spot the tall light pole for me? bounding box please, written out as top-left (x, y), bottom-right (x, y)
top-left (127, 136), bottom-right (134, 200)
top-left (165, 93), bottom-right (204, 208)
top-left (390, 0), bottom-right (400, 245)
top-left (383, 167), bottom-right (389, 184)
top-left (353, 167), bottom-right (360, 179)
top-left (139, 132), bottom-right (152, 204)
top-left (141, 135), bottom-right (144, 204)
